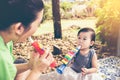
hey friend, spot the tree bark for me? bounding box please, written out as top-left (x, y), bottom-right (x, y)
top-left (117, 26), bottom-right (120, 57)
top-left (52, 0), bottom-right (62, 39)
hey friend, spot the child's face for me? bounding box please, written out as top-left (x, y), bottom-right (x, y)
top-left (77, 32), bottom-right (94, 49)
top-left (17, 10), bottom-right (43, 42)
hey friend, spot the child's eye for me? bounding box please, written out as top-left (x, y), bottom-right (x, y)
top-left (78, 37), bottom-right (81, 39)
top-left (83, 38), bottom-right (87, 40)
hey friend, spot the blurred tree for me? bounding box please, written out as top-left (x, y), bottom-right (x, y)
top-left (43, 4), bottom-right (52, 20)
top-left (96, 0), bottom-right (120, 55)
top-left (60, 2), bottom-right (73, 19)
top-left (52, 0), bottom-right (62, 39)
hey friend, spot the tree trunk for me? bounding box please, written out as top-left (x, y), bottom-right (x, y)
top-left (117, 26), bottom-right (120, 57)
top-left (52, 0), bottom-right (62, 39)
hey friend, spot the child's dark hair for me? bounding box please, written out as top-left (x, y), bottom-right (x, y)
top-left (77, 28), bottom-right (96, 41)
top-left (0, 0), bottom-right (44, 31)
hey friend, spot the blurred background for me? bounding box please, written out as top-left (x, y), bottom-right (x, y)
top-left (13, 0), bottom-right (120, 74)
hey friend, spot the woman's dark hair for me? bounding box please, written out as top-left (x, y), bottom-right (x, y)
top-left (77, 27), bottom-right (96, 41)
top-left (0, 0), bottom-right (44, 31)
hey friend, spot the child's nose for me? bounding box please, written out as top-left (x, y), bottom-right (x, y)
top-left (79, 39), bottom-right (83, 42)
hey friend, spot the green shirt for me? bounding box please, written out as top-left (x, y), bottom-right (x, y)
top-left (0, 36), bottom-right (17, 80)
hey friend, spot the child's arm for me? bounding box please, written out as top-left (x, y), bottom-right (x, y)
top-left (81, 53), bottom-right (98, 75)
top-left (88, 53), bottom-right (98, 73)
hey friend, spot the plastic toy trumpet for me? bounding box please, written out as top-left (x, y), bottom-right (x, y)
top-left (56, 46), bottom-right (81, 74)
top-left (28, 37), bottom-right (56, 68)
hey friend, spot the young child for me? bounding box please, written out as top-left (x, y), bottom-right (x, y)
top-left (59, 28), bottom-right (102, 80)
top-left (0, 0), bottom-right (54, 80)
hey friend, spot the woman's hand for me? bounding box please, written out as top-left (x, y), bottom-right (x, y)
top-left (28, 49), bottom-right (54, 73)
top-left (25, 49), bottom-right (54, 80)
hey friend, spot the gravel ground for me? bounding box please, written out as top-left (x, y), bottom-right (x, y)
top-left (39, 56), bottom-right (120, 80)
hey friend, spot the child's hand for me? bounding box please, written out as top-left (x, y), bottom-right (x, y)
top-left (28, 49), bottom-right (54, 73)
top-left (81, 68), bottom-right (88, 75)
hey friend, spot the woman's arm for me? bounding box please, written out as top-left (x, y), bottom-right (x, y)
top-left (15, 63), bottom-right (30, 74)
top-left (26, 52), bottom-right (54, 80)
top-left (15, 51), bottom-right (54, 80)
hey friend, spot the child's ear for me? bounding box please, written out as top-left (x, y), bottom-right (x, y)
top-left (14, 22), bottom-right (25, 35)
top-left (90, 41), bottom-right (95, 46)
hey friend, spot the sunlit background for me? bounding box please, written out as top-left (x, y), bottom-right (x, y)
top-left (12, 0), bottom-right (120, 80)
top-left (34, 0), bottom-right (120, 56)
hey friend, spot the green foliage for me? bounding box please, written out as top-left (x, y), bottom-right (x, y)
top-left (60, 2), bottom-right (74, 19)
top-left (96, 0), bottom-right (120, 47)
top-left (60, 2), bottom-right (73, 12)
top-left (63, 12), bottom-right (73, 19)
top-left (43, 4), bottom-right (52, 21)
top-left (43, 2), bottom-right (74, 20)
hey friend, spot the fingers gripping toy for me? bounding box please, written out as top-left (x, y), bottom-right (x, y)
top-left (28, 37), bottom-right (56, 68)
top-left (57, 46), bottom-right (81, 74)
